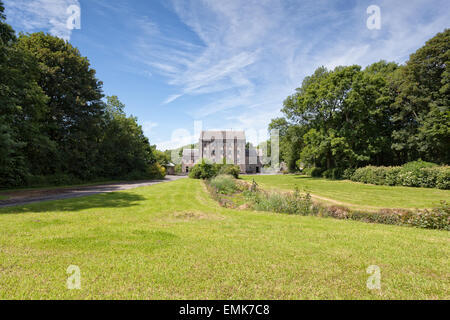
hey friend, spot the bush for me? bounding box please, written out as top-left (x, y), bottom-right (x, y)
top-left (402, 160), bottom-right (438, 171)
top-left (342, 168), bottom-right (356, 180)
top-left (209, 175), bottom-right (238, 195)
top-left (350, 164), bottom-right (449, 189)
top-left (303, 202), bottom-right (449, 230)
top-left (149, 163), bottom-right (166, 179)
top-left (219, 164), bottom-right (240, 179)
top-left (189, 161), bottom-right (240, 180)
top-left (303, 167), bottom-right (323, 177)
top-left (322, 168), bottom-right (344, 180)
top-left (189, 161), bottom-right (218, 180)
top-left (405, 202), bottom-right (450, 231)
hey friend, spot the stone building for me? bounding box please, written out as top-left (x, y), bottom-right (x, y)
top-left (182, 130), bottom-right (262, 174)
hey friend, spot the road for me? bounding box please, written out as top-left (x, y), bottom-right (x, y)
top-left (0, 175), bottom-right (186, 208)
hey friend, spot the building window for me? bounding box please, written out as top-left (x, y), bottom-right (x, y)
top-left (211, 150), bottom-right (215, 157)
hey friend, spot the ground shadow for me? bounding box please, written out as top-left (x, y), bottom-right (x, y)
top-left (293, 176), bottom-right (323, 180)
top-left (0, 191), bottom-right (146, 215)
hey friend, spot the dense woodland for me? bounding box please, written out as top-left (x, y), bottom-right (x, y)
top-left (270, 29), bottom-right (450, 178)
top-left (0, 2), bottom-right (164, 188)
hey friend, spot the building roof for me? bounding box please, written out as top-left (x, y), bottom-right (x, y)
top-left (200, 130), bottom-right (246, 141)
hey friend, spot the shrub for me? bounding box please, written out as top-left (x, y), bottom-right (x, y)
top-left (342, 168), bottom-right (356, 180)
top-left (303, 167), bottom-right (323, 177)
top-left (350, 164), bottom-right (449, 189)
top-left (147, 163), bottom-right (166, 179)
top-left (405, 202), bottom-right (450, 231)
top-left (402, 160), bottom-right (438, 171)
top-left (189, 160), bottom-right (218, 180)
top-left (219, 164), bottom-right (240, 179)
top-left (209, 175), bottom-right (238, 195)
top-left (322, 168), bottom-right (344, 180)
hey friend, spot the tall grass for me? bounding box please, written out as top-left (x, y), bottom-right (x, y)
top-left (244, 187), bottom-right (313, 216)
top-left (209, 175), bottom-right (238, 195)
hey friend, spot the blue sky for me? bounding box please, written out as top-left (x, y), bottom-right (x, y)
top-left (4, 0), bottom-right (450, 150)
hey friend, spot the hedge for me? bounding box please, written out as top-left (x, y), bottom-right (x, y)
top-left (349, 162), bottom-right (450, 190)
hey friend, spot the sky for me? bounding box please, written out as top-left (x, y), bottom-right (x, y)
top-left (4, 0), bottom-right (450, 150)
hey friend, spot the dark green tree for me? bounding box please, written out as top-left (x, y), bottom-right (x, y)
top-left (389, 29), bottom-right (450, 164)
top-left (0, 2), bottom-right (49, 186)
top-left (17, 32), bottom-right (106, 179)
top-left (98, 96), bottom-right (157, 179)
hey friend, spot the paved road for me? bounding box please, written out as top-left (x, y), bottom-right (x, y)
top-left (0, 175), bottom-right (187, 208)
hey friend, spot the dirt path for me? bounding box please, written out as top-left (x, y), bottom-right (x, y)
top-left (0, 176), bottom-right (187, 208)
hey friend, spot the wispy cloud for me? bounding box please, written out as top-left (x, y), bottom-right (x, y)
top-left (128, 0), bottom-right (450, 146)
top-left (4, 0), bottom-right (80, 40)
top-left (142, 121), bottom-right (159, 137)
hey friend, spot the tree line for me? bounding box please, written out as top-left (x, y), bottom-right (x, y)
top-left (0, 2), bottom-right (164, 188)
top-left (270, 29), bottom-right (449, 178)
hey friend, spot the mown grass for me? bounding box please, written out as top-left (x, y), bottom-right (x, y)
top-left (243, 175), bottom-right (450, 210)
top-left (0, 178), bottom-right (448, 299)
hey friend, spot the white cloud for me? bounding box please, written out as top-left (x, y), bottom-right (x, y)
top-left (4, 0), bottom-right (80, 40)
top-left (142, 121), bottom-right (159, 137)
top-left (128, 0), bottom-right (450, 147)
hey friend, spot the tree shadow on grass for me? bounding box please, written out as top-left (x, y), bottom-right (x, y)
top-left (0, 191), bottom-right (146, 215)
top-left (293, 176), bottom-right (322, 180)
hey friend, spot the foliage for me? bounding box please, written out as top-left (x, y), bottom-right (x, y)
top-left (271, 29), bottom-right (450, 174)
top-left (389, 29), bottom-right (450, 164)
top-left (316, 202), bottom-right (450, 231)
top-left (244, 187), bottom-right (313, 216)
top-left (145, 163), bottom-right (166, 180)
top-left (189, 161), bottom-right (240, 180)
top-left (188, 160), bottom-right (218, 180)
top-left (0, 4), bottom-right (162, 188)
top-left (218, 164), bottom-right (240, 179)
top-left (302, 167), bottom-right (323, 177)
top-left (152, 147), bottom-right (170, 166)
top-left (98, 96), bottom-right (159, 180)
top-left (0, 6), bottom-right (49, 187)
top-left (209, 175), bottom-right (238, 195)
top-left (350, 163), bottom-right (450, 189)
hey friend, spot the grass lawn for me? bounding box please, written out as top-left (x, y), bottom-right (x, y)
top-left (0, 178), bottom-right (448, 299)
top-left (243, 175), bottom-right (450, 210)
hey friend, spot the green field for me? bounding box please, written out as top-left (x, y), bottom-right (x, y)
top-left (243, 175), bottom-right (450, 210)
top-left (0, 178), bottom-right (448, 299)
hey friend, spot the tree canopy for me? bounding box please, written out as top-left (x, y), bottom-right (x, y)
top-left (0, 2), bottom-right (163, 187)
top-left (272, 29), bottom-right (449, 177)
